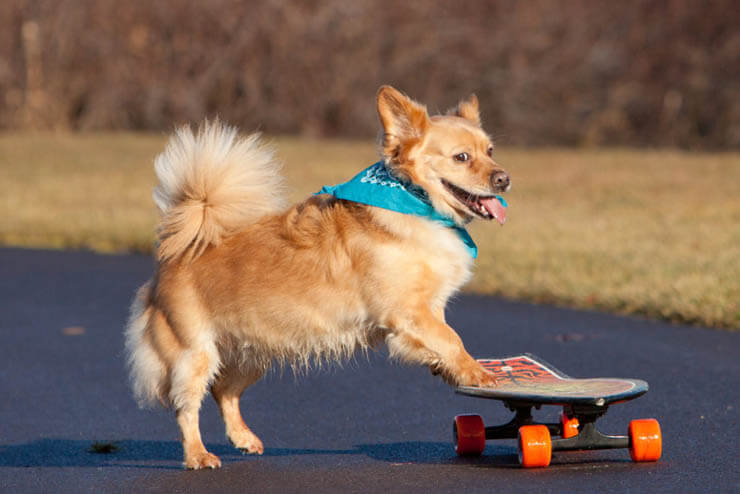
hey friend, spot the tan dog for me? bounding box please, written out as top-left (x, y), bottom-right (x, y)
top-left (125, 86), bottom-right (511, 469)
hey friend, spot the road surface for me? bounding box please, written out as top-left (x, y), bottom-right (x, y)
top-left (0, 248), bottom-right (737, 492)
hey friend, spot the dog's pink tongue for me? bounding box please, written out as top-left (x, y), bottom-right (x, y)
top-left (480, 197), bottom-right (507, 225)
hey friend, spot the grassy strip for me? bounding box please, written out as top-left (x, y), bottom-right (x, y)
top-left (1, 133), bottom-right (738, 329)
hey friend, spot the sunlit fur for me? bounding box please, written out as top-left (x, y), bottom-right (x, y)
top-left (124, 86), bottom-right (510, 469)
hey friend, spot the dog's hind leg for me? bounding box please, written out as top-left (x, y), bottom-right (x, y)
top-left (211, 365), bottom-right (265, 454)
top-left (170, 343), bottom-right (222, 469)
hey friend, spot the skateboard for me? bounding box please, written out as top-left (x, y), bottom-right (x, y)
top-left (453, 354), bottom-right (662, 468)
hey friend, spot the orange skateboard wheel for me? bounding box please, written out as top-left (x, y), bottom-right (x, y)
top-left (518, 425), bottom-right (552, 468)
top-left (629, 418), bottom-right (662, 462)
top-left (560, 412), bottom-right (580, 439)
top-left (454, 414), bottom-right (485, 456)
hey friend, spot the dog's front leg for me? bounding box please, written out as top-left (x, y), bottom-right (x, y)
top-left (384, 309), bottom-right (496, 388)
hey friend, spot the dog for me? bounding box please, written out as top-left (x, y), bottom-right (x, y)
top-left (124, 85), bottom-right (511, 469)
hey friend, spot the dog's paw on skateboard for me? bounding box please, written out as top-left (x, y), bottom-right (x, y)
top-left (457, 363), bottom-right (498, 388)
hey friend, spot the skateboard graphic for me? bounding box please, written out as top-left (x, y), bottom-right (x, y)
top-left (453, 354), bottom-right (662, 467)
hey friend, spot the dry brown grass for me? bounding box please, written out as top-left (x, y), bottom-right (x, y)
top-left (1, 133), bottom-right (738, 329)
top-left (470, 147), bottom-right (740, 330)
top-left (1, 132), bottom-right (162, 253)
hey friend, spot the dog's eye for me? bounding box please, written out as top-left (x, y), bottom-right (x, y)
top-left (486, 145), bottom-right (493, 157)
top-left (453, 152), bottom-right (470, 163)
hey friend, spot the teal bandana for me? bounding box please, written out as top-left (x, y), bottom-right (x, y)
top-left (316, 161), bottom-right (506, 258)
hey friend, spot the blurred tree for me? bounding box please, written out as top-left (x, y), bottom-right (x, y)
top-left (0, 0), bottom-right (737, 148)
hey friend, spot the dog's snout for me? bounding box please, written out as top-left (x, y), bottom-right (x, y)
top-left (491, 170), bottom-right (510, 190)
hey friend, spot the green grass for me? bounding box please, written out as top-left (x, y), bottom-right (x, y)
top-left (1, 133), bottom-right (738, 329)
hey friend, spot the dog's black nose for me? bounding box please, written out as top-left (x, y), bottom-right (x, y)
top-left (491, 171), bottom-right (510, 190)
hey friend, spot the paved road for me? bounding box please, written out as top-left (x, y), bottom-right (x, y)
top-left (0, 247), bottom-right (738, 493)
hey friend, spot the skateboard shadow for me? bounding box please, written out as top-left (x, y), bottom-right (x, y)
top-left (263, 442), bottom-right (520, 467)
top-left (359, 442), bottom-right (520, 467)
top-left (0, 438), bottom-right (519, 469)
top-left (350, 443), bottom-right (631, 469)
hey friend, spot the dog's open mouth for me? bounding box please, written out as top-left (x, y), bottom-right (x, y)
top-left (442, 180), bottom-right (507, 225)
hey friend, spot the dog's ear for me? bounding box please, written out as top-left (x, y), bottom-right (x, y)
top-left (449, 93), bottom-right (481, 126)
top-left (377, 86), bottom-right (430, 162)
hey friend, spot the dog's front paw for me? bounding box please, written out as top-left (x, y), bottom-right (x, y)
top-left (184, 451), bottom-right (222, 470)
top-left (457, 363), bottom-right (497, 388)
top-left (229, 429), bottom-right (264, 455)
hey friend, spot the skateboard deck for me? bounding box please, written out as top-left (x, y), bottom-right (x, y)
top-left (456, 354), bottom-right (648, 406)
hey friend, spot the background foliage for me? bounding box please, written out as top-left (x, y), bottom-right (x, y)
top-left (2, 0), bottom-right (739, 148)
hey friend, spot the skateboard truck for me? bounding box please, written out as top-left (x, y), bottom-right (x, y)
top-left (453, 354), bottom-right (662, 467)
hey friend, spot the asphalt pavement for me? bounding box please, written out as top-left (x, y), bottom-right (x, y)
top-left (0, 247), bottom-right (738, 493)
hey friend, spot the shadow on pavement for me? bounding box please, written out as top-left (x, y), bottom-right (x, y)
top-left (0, 439), bottom-right (519, 469)
top-left (0, 439), bottom-right (196, 470)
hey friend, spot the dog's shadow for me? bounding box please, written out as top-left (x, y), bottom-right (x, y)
top-left (0, 438), bottom-right (518, 469)
top-left (0, 438), bottom-right (189, 470)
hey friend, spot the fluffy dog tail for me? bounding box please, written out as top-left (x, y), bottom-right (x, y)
top-left (124, 281), bottom-right (165, 407)
top-left (153, 120), bottom-right (286, 263)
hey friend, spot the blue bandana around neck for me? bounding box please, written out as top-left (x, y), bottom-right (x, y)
top-left (316, 161), bottom-right (507, 259)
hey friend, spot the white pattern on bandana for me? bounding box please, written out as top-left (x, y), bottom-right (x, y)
top-left (359, 165), bottom-right (406, 189)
